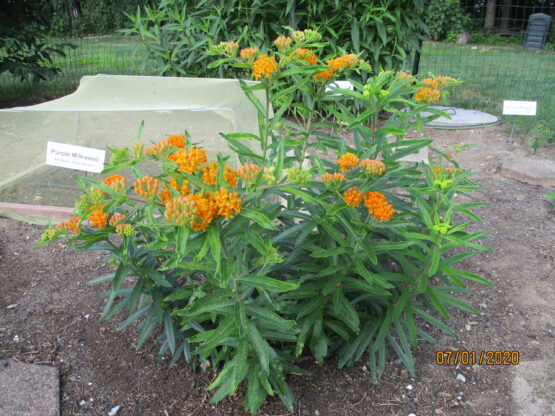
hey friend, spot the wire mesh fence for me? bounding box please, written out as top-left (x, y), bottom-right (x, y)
top-left (0, 35), bottom-right (154, 104)
top-left (414, 0), bottom-right (555, 125)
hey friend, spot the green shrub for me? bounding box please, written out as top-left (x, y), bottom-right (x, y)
top-left (424, 0), bottom-right (469, 42)
top-left (121, 0), bottom-right (427, 77)
top-left (40, 31), bottom-right (489, 415)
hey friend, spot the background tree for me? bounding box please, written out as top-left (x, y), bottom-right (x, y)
top-left (0, 0), bottom-right (71, 81)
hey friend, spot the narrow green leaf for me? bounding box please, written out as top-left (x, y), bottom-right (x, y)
top-left (240, 275), bottom-right (299, 293)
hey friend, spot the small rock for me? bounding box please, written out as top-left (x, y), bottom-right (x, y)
top-left (108, 405), bottom-right (121, 416)
top-left (456, 373), bottom-right (466, 383)
top-left (408, 413), bottom-right (417, 416)
top-left (435, 409), bottom-right (444, 415)
top-left (465, 324), bottom-right (471, 331)
top-left (13, 335), bottom-right (20, 342)
top-left (406, 384), bottom-right (413, 390)
top-left (80, 400), bottom-right (87, 406)
top-left (6, 304), bottom-right (17, 309)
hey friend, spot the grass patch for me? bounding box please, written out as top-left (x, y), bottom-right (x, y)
top-left (419, 41), bottom-right (555, 139)
top-left (0, 35), bottom-right (152, 104)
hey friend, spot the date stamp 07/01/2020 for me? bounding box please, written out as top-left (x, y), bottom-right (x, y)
top-left (435, 350), bottom-right (520, 366)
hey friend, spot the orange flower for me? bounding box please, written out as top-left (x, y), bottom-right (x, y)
top-left (343, 186), bottom-right (363, 207)
top-left (240, 47), bottom-right (258, 63)
top-left (238, 163), bottom-right (260, 183)
top-left (252, 54), bottom-right (278, 80)
top-left (214, 187), bottom-right (242, 219)
top-left (102, 174), bottom-right (126, 192)
top-left (108, 213), bottom-right (126, 227)
top-left (159, 187), bottom-right (172, 203)
top-left (189, 193), bottom-right (218, 231)
top-left (363, 191), bottom-right (395, 222)
top-left (134, 176), bottom-right (160, 199)
top-left (274, 36), bottom-right (292, 52)
top-left (314, 54), bottom-right (358, 82)
top-left (202, 162), bottom-right (218, 185)
top-left (397, 71), bottom-right (413, 81)
top-left (89, 206), bottom-right (108, 229)
top-left (435, 76), bottom-right (456, 87)
top-left (168, 148), bottom-right (207, 174)
top-left (415, 87), bottom-right (441, 103)
top-left (337, 153), bottom-right (359, 172)
top-left (359, 159), bottom-right (386, 176)
top-left (292, 48), bottom-right (318, 65)
top-left (224, 165), bottom-right (238, 188)
top-left (67, 216), bottom-right (81, 233)
top-left (145, 139), bottom-right (170, 156)
top-left (166, 134), bottom-right (186, 148)
top-left (322, 172), bottom-right (345, 183)
top-left (423, 78), bottom-right (440, 89)
top-left (55, 222), bottom-right (68, 233)
top-left (165, 196), bottom-right (198, 226)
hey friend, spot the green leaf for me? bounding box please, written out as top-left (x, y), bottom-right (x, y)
top-left (248, 322), bottom-right (270, 374)
top-left (240, 275), bottom-right (299, 293)
top-left (234, 300), bottom-right (248, 338)
top-left (114, 263), bottom-right (133, 291)
top-left (164, 312), bottom-right (176, 354)
top-left (281, 186), bottom-right (325, 206)
top-left (310, 246), bottom-right (352, 258)
top-left (87, 272), bottom-right (115, 285)
top-left (164, 287), bottom-right (193, 301)
top-left (413, 307), bottom-right (457, 337)
top-left (240, 209), bottom-right (278, 230)
top-left (207, 225), bottom-right (221, 278)
top-left (144, 266), bottom-right (173, 288)
top-left (426, 287), bottom-right (449, 319)
top-left (176, 227), bottom-right (189, 257)
top-left (332, 287), bottom-right (360, 332)
top-left (246, 365), bottom-right (269, 414)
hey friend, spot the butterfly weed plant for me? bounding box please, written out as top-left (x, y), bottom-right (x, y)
top-left (39, 30), bottom-right (490, 414)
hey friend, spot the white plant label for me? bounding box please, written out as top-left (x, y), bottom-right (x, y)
top-left (326, 80), bottom-right (354, 95)
top-left (46, 141), bottom-right (105, 173)
top-left (503, 100), bottom-right (537, 116)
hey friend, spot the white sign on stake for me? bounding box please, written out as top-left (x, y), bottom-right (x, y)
top-left (503, 100), bottom-right (537, 116)
top-left (326, 80), bottom-right (354, 96)
top-left (46, 141), bottom-right (105, 173)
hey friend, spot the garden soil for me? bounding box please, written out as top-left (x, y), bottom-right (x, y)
top-left (1, 124), bottom-right (554, 416)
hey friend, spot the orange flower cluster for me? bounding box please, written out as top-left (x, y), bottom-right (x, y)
top-left (292, 48), bottom-right (318, 65)
top-left (415, 87), bottom-right (441, 104)
top-left (202, 162), bottom-right (218, 185)
top-left (56, 216), bottom-right (81, 233)
top-left (168, 177), bottom-right (189, 196)
top-left (337, 153), bottom-right (360, 172)
top-left (134, 176), bottom-right (160, 199)
top-left (274, 36), bottom-right (292, 52)
top-left (363, 191), bottom-right (395, 222)
top-left (314, 54), bottom-right (358, 82)
top-left (108, 213), bottom-right (126, 227)
top-left (145, 135), bottom-right (186, 156)
top-left (224, 165), bottom-right (238, 188)
top-left (322, 172), bottom-right (345, 183)
top-left (165, 196), bottom-right (199, 226)
top-left (359, 159), bottom-right (385, 176)
top-left (252, 54), bottom-right (279, 80)
top-left (89, 206), bottom-right (108, 229)
top-left (189, 194), bottom-right (219, 231)
top-left (397, 71), bottom-right (414, 81)
top-left (102, 174), bottom-right (126, 192)
top-left (240, 47), bottom-right (258, 63)
top-left (343, 186), bottom-right (363, 207)
top-left (423, 77), bottom-right (440, 89)
top-left (200, 162), bottom-right (238, 188)
top-left (213, 187), bottom-right (242, 219)
top-left (168, 147), bottom-right (207, 174)
top-left (238, 163), bottom-right (260, 183)
top-left (159, 185), bottom-right (172, 203)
